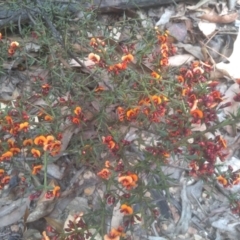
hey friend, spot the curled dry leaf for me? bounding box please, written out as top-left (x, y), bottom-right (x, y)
top-left (166, 22), bottom-right (187, 42)
top-left (168, 54), bottom-right (195, 66)
top-left (200, 11), bottom-right (238, 23)
top-left (175, 183), bottom-right (192, 234)
top-left (47, 163), bottom-right (64, 180)
top-left (175, 43), bottom-right (204, 60)
top-left (216, 28), bottom-right (240, 78)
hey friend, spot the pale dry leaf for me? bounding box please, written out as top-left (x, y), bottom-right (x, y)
top-left (25, 42), bottom-right (41, 52)
top-left (111, 200), bottom-right (124, 228)
top-left (69, 58), bottom-right (95, 67)
top-left (156, 8), bottom-right (175, 26)
top-left (198, 21), bottom-right (216, 36)
top-left (175, 183), bottom-right (192, 234)
top-left (166, 22), bottom-right (187, 42)
top-left (200, 11), bottom-right (238, 23)
top-left (0, 198), bottom-right (30, 228)
top-left (47, 163), bottom-right (64, 180)
top-left (175, 43), bottom-right (204, 60)
top-left (191, 123), bottom-right (207, 131)
top-left (27, 180), bottom-right (58, 223)
top-left (168, 54), bottom-right (195, 66)
top-left (212, 218), bottom-right (240, 239)
top-left (216, 28), bottom-right (240, 78)
top-left (52, 125), bottom-right (76, 161)
top-left (187, 0), bottom-right (211, 10)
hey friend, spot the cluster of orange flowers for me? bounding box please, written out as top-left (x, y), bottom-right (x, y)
top-left (88, 37), bottom-right (134, 75)
top-left (156, 30), bottom-right (177, 67)
top-left (31, 135), bottom-right (61, 158)
top-left (216, 167), bottom-right (240, 188)
top-left (70, 106), bottom-right (83, 125)
top-left (98, 158), bottom-right (138, 191)
top-left (116, 94), bottom-right (168, 123)
top-left (2, 115), bottom-right (29, 136)
top-left (102, 135), bottom-right (119, 154)
top-left (8, 41), bottom-right (19, 56)
top-left (104, 226), bottom-right (125, 240)
top-left (45, 185), bottom-right (61, 199)
top-left (0, 134), bottom-right (61, 173)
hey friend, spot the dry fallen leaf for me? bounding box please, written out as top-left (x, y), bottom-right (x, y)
top-left (175, 43), bottom-right (204, 60)
top-left (168, 54), bottom-right (195, 66)
top-left (216, 28), bottom-right (240, 78)
top-left (200, 11), bottom-right (238, 23)
top-left (198, 21), bottom-right (216, 36)
top-left (0, 198), bottom-right (30, 228)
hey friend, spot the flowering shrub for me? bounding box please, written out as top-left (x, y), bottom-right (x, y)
top-left (1, 5), bottom-right (240, 240)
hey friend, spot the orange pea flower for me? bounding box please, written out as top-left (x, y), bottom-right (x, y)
top-left (121, 54), bottom-right (134, 63)
top-left (49, 141), bottom-right (61, 156)
top-left (217, 175), bottom-right (228, 187)
top-left (105, 160), bottom-right (111, 168)
top-left (45, 135), bottom-right (55, 145)
top-left (191, 109), bottom-right (203, 119)
top-left (74, 106), bottom-right (82, 116)
top-left (32, 165), bottom-right (42, 175)
top-left (10, 41), bottom-right (19, 49)
top-left (8, 48), bottom-right (15, 56)
top-left (160, 58), bottom-right (168, 66)
top-left (216, 135), bottom-right (227, 148)
top-left (126, 108), bottom-right (139, 121)
top-left (151, 71), bottom-right (161, 79)
top-left (9, 148), bottom-right (21, 155)
top-left (53, 186), bottom-right (61, 197)
top-left (1, 176), bottom-right (10, 184)
top-left (177, 75), bottom-right (184, 83)
top-left (192, 66), bottom-right (204, 75)
top-left (34, 136), bottom-right (46, 146)
top-left (104, 231), bottom-right (120, 240)
top-left (120, 204), bottom-right (133, 215)
top-left (19, 122), bottom-right (29, 132)
top-left (138, 97), bottom-right (151, 106)
top-left (5, 116), bottom-right (14, 125)
top-left (72, 117), bottom-right (80, 125)
top-left (1, 151), bottom-right (13, 161)
top-left (94, 86), bottom-right (105, 92)
top-left (104, 226), bottom-right (125, 240)
top-left (97, 168), bottom-right (111, 179)
top-left (44, 115), bottom-right (53, 121)
top-left (31, 148), bottom-right (41, 158)
top-left (23, 139), bottom-right (33, 146)
top-left (151, 95), bottom-right (162, 105)
top-left (0, 169), bottom-right (5, 177)
top-left (115, 62), bottom-right (127, 70)
top-left (108, 140), bottom-right (116, 150)
top-left (7, 139), bottom-right (16, 148)
top-left (118, 173), bottom-right (138, 190)
top-left (88, 53), bottom-right (100, 63)
top-left (90, 37), bottom-right (98, 47)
